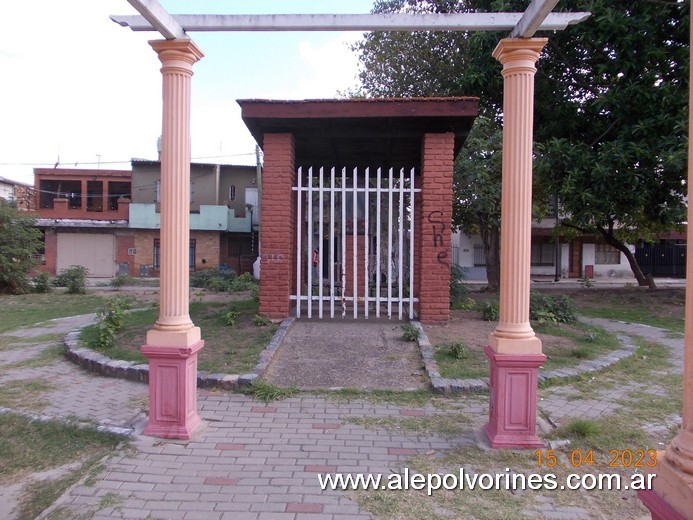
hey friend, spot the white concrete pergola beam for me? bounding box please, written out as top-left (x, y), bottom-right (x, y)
top-left (110, 12), bottom-right (591, 34)
top-left (126, 0), bottom-right (186, 40)
top-left (511, 0), bottom-right (560, 38)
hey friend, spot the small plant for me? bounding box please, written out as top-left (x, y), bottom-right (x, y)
top-left (94, 295), bottom-right (134, 350)
top-left (222, 308), bottom-right (240, 327)
top-left (481, 300), bottom-right (500, 321)
top-left (244, 380), bottom-right (299, 403)
top-left (253, 314), bottom-right (271, 326)
top-left (32, 272), bottom-right (53, 293)
top-left (584, 329), bottom-right (600, 342)
top-left (578, 276), bottom-right (594, 288)
top-left (401, 323), bottom-right (420, 342)
top-left (442, 341), bottom-right (469, 360)
top-left (57, 265), bottom-right (89, 294)
top-left (230, 272), bottom-right (258, 292)
top-left (109, 275), bottom-right (132, 291)
top-left (564, 418), bottom-right (600, 438)
top-left (190, 267), bottom-right (237, 291)
top-left (571, 346), bottom-right (591, 359)
top-left (449, 264), bottom-right (469, 307)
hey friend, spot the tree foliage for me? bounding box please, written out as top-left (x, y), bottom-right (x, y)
top-left (0, 200), bottom-right (43, 294)
top-left (354, 0), bottom-right (689, 287)
top-left (454, 116), bottom-right (502, 289)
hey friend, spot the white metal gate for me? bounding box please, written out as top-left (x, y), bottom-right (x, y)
top-left (291, 166), bottom-right (419, 320)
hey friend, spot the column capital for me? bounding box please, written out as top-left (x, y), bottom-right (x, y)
top-left (492, 38), bottom-right (548, 71)
top-left (149, 39), bottom-right (204, 71)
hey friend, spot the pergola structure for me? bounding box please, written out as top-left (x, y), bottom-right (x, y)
top-left (111, 1), bottom-right (692, 517)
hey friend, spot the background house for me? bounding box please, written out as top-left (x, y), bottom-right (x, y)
top-left (128, 160), bottom-right (259, 276)
top-left (0, 176), bottom-right (35, 211)
top-left (33, 168), bottom-right (134, 277)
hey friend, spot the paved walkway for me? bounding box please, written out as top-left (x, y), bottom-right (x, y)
top-left (0, 315), bottom-right (682, 520)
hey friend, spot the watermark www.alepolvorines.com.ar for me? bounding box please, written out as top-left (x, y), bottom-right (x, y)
top-left (317, 468), bottom-right (656, 496)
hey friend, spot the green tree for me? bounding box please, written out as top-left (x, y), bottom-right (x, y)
top-left (454, 116), bottom-right (502, 289)
top-left (0, 200), bottom-right (43, 294)
top-left (354, 0), bottom-right (689, 287)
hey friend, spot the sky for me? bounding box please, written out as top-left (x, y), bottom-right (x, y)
top-left (0, 1), bottom-right (376, 185)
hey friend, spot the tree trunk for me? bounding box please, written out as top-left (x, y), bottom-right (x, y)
top-left (481, 225), bottom-right (501, 291)
top-left (597, 227), bottom-right (656, 289)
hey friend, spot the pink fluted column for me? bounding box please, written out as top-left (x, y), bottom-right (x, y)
top-left (638, 19), bottom-right (693, 519)
top-left (484, 38), bottom-right (547, 449)
top-left (140, 39), bottom-right (205, 440)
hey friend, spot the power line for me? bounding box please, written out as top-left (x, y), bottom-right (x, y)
top-left (0, 152), bottom-right (257, 168)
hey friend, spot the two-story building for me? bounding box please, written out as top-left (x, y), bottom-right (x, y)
top-left (126, 159), bottom-right (259, 276)
top-left (33, 161), bottom-right (259, 278)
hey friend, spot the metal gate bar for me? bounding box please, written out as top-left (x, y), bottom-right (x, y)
top-left (291, 166), bottom-right (419, 319)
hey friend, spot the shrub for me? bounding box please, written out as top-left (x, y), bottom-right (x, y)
top-left (481, 300), bottom-right (500, 321)
top-left (222, 309), bottom-right (240, 327)
top-left (253, 314), bottom-right (271, 326)
top-left (32, 272), bottom-right (54, 293)
top-left (480, 293), bottom-right (577, 324)
top-left (94, 295), bottom-right (134, 350)
top-left (401, 323), bottom-right (420, 342)
top-left (109, 275), bottom-right (133, 291)
top-left (230, 272), bottom-right (258, 292)
top-left (449, 264), bottom-right (469, 307)
top-left (57, 265), bottom-right (89, 294)
top-left (0, 200), bottom-right (43, 294)
top-left (529, 293), bottom-right (577, 324)
top-left (442, 341), bottom-right (469, 360)
top-left (190, 268), bottom-right (237, 292)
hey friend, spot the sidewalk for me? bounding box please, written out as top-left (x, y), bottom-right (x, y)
top-left (1, 314), bottom-right (679, 519)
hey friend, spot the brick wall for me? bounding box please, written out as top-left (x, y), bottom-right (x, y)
top-left (41, 228), bottom-right (58, 274)
top-left (259, 134), bottom-right (296, 319)
top-left (417, 133), bottom-right (455, 324)
top-left (133, 229), bottom-right (221, 275)
top-left (115, 235), bottom-right (136, 276)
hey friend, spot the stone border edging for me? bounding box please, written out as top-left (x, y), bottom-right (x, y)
top-left (412, 320), bottom-right (638, 394)
top-left (0, 406), bottom-right (135, 437)
top-left (63, 317), bottom-right (295, 391)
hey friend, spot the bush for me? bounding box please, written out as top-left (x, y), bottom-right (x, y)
top-left (32, 272), bottom-right (54, 293)
top-left (529, 293), bottom-right (577, 324)
top-left (480, 293), bottom-right (577, 324)
top-left (450, 264), bottom-right (469, 307)
top-left (253, 314), bottom-right (271, 326)
top-left (230, 272), bottom-right (258, 292)
top-left (109, 275), bottom-right (133, 291)
top-left (442, 341), bottom-right (469, 360)
top-left (94, 295), bottom-right (134, 350)
top-left (190, 268), bottom-right (237, 292)
top-left (401, 323), bottom-right (420, 342)
top-left (56, 265), bottom-right (89, 294)
top-left (481, 300), bottom-right (500, 321)
top-left (222, 308), bottom-right (240, 327)
top-left (0, 200), bottom-right (43, 294)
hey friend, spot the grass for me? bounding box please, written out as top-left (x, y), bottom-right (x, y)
top-left (571, 287), bottom-right (685, 333)
top-left (245, 381), bottom-right (300, 403)
top-left (80, 299), bottom-right (276, 374)
top-left (0, 345), bottom-right (65, 373)
top-left (345, 413), bottom-right (471, 438)
top-left (0, 378), bottom-right (56, 411)
top-left (0, 412), bottom-right (123, 484)
top-left (434, 322), bottom-right (621, 380)
top-left (0, 292), bottom-right (106, 333)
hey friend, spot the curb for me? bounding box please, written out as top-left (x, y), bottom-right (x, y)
top-left (413, 320), bottom-right (638, 394)
top-left (63, 317), bottom-right (295, 391)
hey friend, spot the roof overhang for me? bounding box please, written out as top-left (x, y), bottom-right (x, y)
top-left (238, 97), bottom-right (479, 170)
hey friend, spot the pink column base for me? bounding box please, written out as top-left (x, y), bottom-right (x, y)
top-left (638, 489), bottom-right (687, 520)
top-left (140, 340), bottom-right (204, 440)
top-left (484, 345), bottom-right (546, 449)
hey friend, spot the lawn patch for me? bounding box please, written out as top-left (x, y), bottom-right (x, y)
top-left (80, 299), bottom-right (276, 375)
top-left (0, 293), bottom-right (105, 333)
top-left (0, 378), bottom-right (56, 411)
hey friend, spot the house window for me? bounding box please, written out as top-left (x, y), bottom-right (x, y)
top-left (473, 244), bottom-right (486, 266)
top-left (153, 239), bottom-right (197, 271)
top-left (228, 185), bottom-right (236, 201)
top-left (155, 180), bottom-right (160, 203)
top-left (595, 243), bottom-right (620, 264)
top-left (531, 242), bottom-right (555, 266)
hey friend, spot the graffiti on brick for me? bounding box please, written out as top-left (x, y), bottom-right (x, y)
top-left (427, 211), bottom-right (448, 265)
top-left (261, 253), bottom-right (285, 263)
top-left (437, 251), bottom-right (449, 267)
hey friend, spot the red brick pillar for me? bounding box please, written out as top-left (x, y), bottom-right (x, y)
top-left (259, 133), bottom-right (296, 319)
top-left (418, 133), bottom-right (454, 324)
top-left (344, 235), bottom-right (366, 299)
